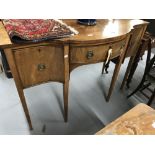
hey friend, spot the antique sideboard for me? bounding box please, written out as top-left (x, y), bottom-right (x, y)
top-left (0, 19), bottom-right (148, 129)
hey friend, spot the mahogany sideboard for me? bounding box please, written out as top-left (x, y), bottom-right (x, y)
top-left (0, 19), bottom-right (148, 129)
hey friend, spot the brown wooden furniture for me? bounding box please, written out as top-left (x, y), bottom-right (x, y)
top-left (127, 37), bottom-right (155, 105)
top-left (69, 35), bottom-right (130, 101)
top-left (0, 20), bottom-right (148, 130)
top-left (125, 34), bottom-right (155, 89)
top-left (123, 20), bottom-right (155, 89)
top-left (96, 103), bottom-right (155, 135)
top-left (124, 33), bottom-right (151, 88)
top-left (101, 22), bottom-right (148, 90)
top-left (120, 24), bottom-right (148, 89)
top-left (4, 42), bottom-right (70, 130)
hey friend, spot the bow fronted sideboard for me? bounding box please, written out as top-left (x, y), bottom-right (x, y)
top-left (0, 19), bottom-right (148, 129)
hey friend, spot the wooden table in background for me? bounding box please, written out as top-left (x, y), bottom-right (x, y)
top-left (96, 103), bottom-right (155, 135)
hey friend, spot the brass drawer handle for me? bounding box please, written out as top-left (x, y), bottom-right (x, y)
top-left (38, 64), bottom-right (46, 71)
top-left (86, 51), bottom-right (94, 59)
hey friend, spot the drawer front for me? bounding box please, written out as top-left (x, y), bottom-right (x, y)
top-left (13, 45), bottom-right (64, 88)
top-left (70, 40), bottom-right (126, 64)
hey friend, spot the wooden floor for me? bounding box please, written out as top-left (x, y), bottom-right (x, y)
top-left (0, 53), bottom-right (154, 135)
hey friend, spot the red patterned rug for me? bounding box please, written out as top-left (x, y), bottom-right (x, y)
top-left (2, 19), bottom-right (78, 43)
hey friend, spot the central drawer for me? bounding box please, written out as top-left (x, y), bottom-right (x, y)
top-left (13, 45), bottom-right (64, 88)
top-left (70, 40), bottom-right (126, 64)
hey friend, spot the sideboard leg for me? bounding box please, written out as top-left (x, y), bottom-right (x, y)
top-left (5, 49), bottom-right (33, 130)
top-left (63, 45), bottom-right (69, 122)
top-left (17, 89), bottom-right (33, 130)
top-left (120, 56), bottom-right (135, 90)
top-left (63, 81), bottom-right (69, 122)
top-left (106, 58), bottom-right (122, 101)
top-left (126, 55), bottom-right (141, 89)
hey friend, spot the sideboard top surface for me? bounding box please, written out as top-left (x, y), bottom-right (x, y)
top-left (0, 19), bottom-right (148, 47)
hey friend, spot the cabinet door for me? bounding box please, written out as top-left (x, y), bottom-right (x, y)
top-left (13, 45), bottom-right (64, 88)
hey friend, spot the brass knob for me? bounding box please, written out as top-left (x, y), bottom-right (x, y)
top-left (38, 64), bottom-right (46, 71)
top-left (86, 51), bottom-right (94, 59)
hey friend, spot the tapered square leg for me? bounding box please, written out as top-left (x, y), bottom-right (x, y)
top-left (63, 81), bottom-right (69, 122)
top-left (17, 89), bottom-right (33, 130)
top-left (63, 45), bottom-right (69, 122)
top-left (106, 59), bottom-right (122, 101)
top-left (5, 49), bottom-right (33, 130)
top-left (120, 56), bottom-right (135, 90)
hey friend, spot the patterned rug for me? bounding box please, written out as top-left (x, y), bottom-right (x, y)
top-left (2, 19), bottom-right (78, 43)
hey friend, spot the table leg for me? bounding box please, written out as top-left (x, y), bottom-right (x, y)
top-left (63, 45), bottom-right (69, 122)
top-left (17, 89), bottom-right (33, 130)
top-left (106, 57), bottom-right (122, 101)
top-left (5, 49), bottom-right (33, 130)
top-left (63, 81), bottom-right (69, 122)
top-left (106, 35), bottom-right (131, 101)
top-left (126, 56), bottom-right (141, 89)
top-left (120, 56), bottom-right (135, 90)
top-left (125, 38), bottom-right (149, 89)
